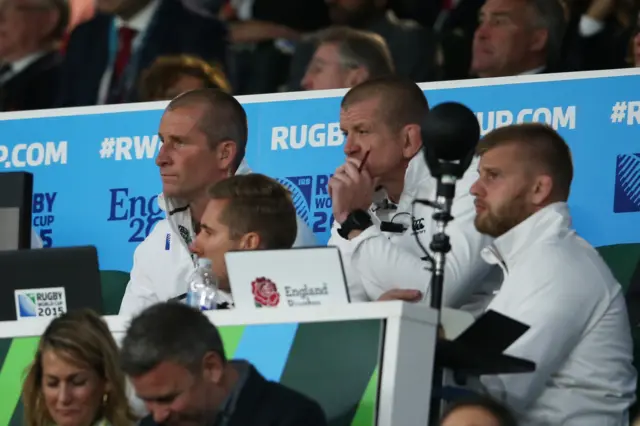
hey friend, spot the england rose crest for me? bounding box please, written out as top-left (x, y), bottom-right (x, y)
top-left (251, 277), bottom-right (281, 308)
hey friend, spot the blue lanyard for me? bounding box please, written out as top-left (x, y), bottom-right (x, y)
top-left (107, 19), bottom-right (146, 97)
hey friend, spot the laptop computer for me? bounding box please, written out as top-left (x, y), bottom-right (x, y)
top-left (225, 246), bottom-right (350, 309)
top-left (0, 246), bottom-right (103, 321)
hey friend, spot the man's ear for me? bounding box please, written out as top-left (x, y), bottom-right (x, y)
top-left (531, 174), bottom-right (553, 205)
top-left (401, 124), bottom-right (423, 159)
top-left (202, 352), bottom-right (224, 385)
top-left (345, 66), bottom-right (370, 88)
top-left (216, 141), bottom-right (237, 172)
top-left (237, 232), bottom-right (261, 250)
top-left (530, 28), bottom-right (548, 53)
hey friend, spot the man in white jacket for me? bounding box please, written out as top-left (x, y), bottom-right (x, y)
top-left (327, 76), bottom-right (500, 314)
top-left (119, 89), bottom-right (317, 315)
top-left (472, 123), bottom-right (636, 425)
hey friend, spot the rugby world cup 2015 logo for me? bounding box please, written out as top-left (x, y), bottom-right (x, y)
top-left (277, 176), bottom-right (313, 224)
top-left (276, 174), bottom-right (335, 234)
top-left (17, 293), bottom-right (37, 317)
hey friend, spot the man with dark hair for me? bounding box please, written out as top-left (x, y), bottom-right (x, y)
top-left (301, 26), bottom-right (394, 91)
top-left (471, 0), bottom-right (566, 77)
top-left (119, 89), bottom-right (316, 315)
top-left (327, 76), bottom-right (499, 314)
top-left (471, 123), bottom-right (636, 424)
top-left (190, 173), bottom-right (298, 294)
top-left (120, 302), bottom-right (327, 426)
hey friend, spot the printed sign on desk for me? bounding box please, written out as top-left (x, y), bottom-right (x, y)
top-left (14, 287), bottom-right (67, 319)
top-left (226, 247), bottom-right (350, 309)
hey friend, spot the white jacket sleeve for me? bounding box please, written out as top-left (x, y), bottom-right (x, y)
top-left (119, 239), bottom-right (160, 315)
top-left (338, 191), bottom-right (492, 306)
top-left (328, 213), bottom-right (383, 302)
top-left (480, 249), bottom-right (610, 414)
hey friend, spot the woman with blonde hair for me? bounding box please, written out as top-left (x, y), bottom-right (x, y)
top-left (22, 309), bottom-right (136, 426)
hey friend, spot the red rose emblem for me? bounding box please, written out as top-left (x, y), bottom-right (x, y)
top-left (251, 277), bottom-right (280, 307)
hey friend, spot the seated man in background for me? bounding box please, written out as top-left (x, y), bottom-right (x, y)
top-left (328, 76), bottom-right (499, 315)
top-left (0, 0), bottom-right (67, 111)
top-left (119, 89), bottom-right (316, 315)
top-left (57, 0), bottom-right (228, 106)
top-left (190, 173), bottom-right (298, 304)
top-left (120, 302), bottom-right (327, 426)
top-left (301, 26), bottom-right (394, 91)
top-left (472, 123), bottom-right (636, 425)
top-left (138, 55), bottom-right (232, 102)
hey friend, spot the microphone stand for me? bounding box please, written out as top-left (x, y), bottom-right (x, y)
top-left (415, 155), bottom-right (475, 426)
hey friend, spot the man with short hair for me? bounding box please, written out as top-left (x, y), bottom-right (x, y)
top-left (327, 76), bottom-right (499, 314)
top-left (470, 0), bottom-right (566, 78)
top-left (301, 26), bottom-right (394, 91)
top-left (119, 89), bottom-right (316, 315)
top-left (471, 123), bottom-right (636, 425)
top-left (120, 302), bottom-right (327, 426)
top-left (190, 173), bottom-right (298, 294)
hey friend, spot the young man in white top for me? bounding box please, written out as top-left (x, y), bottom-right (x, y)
top-left (119, 89), bottom-right (316, 315)
top-left (472, 122), bottom-right (636, 425)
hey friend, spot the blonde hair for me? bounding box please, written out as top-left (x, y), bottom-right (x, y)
top-left (22, 309), bottom-right (137, 426)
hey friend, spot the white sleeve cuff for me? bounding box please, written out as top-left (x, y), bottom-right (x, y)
top-left (579, 15), bottom-right (605, 37)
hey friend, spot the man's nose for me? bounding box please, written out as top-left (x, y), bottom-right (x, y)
top-left (474, 22), bottom-right (490, 40)
top-left (344, 134), bottom-right (360, 156)
top-left (301, 73), bottom-right (313, 90)
top-left (470, 179), bottom-right (483, 196)
top-left (191, 235), bottom-right (203, 256)
top-left (156, 144), bottom-right (171, 167)
top-left (149, 404), bottom-right (171, 424)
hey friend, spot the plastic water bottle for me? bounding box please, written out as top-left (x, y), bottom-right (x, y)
top-left (186, 258), bottom-right (218, 311)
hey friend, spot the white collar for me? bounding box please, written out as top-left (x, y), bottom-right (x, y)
top-left (518, 66), bottom-right (545, 76)
top-left (114, 0), bottom-right (159, 32)
top-left (3, 51), bottom-right (47, 79)
top-left (481, 202), bottom-right (572, 269)
top-left (371, 151), bottom-right (431, 208)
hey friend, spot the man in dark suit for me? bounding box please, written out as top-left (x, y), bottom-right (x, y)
top-left (120, 302), bottom-right (328, 426)
top-left (57, 0), bottom-right (228, 107)
top-left (0, 0), bottom-right (67, 111)
top-left (469, 0), bottom-right (566, 78)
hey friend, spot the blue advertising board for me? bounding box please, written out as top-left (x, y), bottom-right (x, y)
top-left (0, 68), bottom-right (639, 273)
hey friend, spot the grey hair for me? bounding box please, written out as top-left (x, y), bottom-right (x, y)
top-left (527, 0), bottom-right (566, 69)
top-left (119, 302), bottom-right (226, 377)
top-left (315, 26), bottom-right (395, 78)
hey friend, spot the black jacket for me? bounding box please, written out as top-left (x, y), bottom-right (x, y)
top-left (57, 0), bottom-right (228, 107)
top-left (0, 51), bottom-right (62, 112)
top-left (139, 363), bottom-right (328, 426)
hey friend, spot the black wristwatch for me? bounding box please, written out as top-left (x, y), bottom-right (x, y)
top-left (338, 209), bottom-right (373, 240)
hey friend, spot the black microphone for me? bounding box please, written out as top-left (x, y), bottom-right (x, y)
top-left (415, 102), bottom-right (480, 312)
top-left (421, 101), bottom-right (480, 180)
